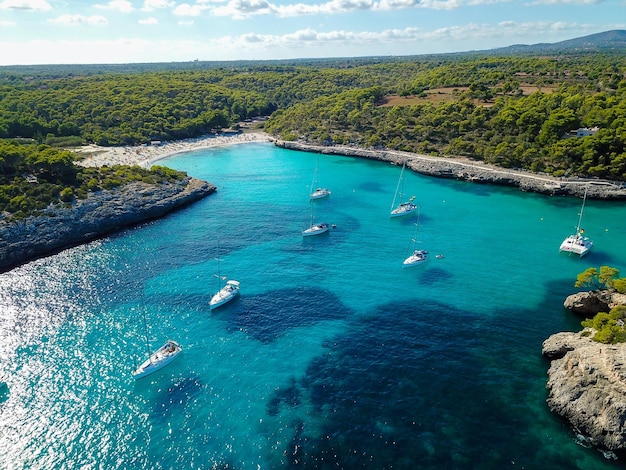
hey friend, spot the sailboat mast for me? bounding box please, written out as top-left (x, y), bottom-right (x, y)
top-left (576, 186), bottom-right (588, 232)
top-left (412, 207), bottom-right (421, 244)
top-left (311, 156), bottom-right (320, 194)
top-left (140, 306), bottom-right (152, 358)
top-left (391, 160), bottom-right (406, 211)
top-left (214, 237), bottom-right (223, 288)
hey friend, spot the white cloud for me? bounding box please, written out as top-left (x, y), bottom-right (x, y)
top-left (225, 27), bottom-right (415, 48)
top-left (496, 19), bottom-right (590, 36)
top-left (0, 0), bottom-right (51, 11)
top-left (217, 20), bottom-right (594, 51)
top-left (95, 0), bottom-right (134, 13)
top-left (210, 0), bottom-right (485, 18)
top-left (0, 19), bottom-right (608, 66)
top-left (141, 0), bottom-right (175, 11)
top-left (0, 19), bottom-right (16, 25)
top-left (173, 2), bottom-right (207, 16)
top-left (139, 16), bottom-right (159, 24)
top-left (526, 0), bottom-right (601, 4)
top-left (48, 14), bottom-right (109, 25)
top-left (212, 0), bottom-right (275, 18)
top-left (375, 0), bottom-right (461, 10)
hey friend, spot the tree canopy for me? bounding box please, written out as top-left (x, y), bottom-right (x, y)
top-left (1, 52), bottom-right (625, 179)
top-left (576, 266), bottom-right (626, 344)
top-left (0, 141), bottom-right (186, 221)
top-left (575, 266), bottom-right (622, 291)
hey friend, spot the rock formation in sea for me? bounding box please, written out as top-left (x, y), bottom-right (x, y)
top-left (275, 140), bottom-right (626, 199)
top-left (0, 177), bottom-right (215, 272)
top-left (542, 331), bottom-right (626, 454)
top-left (542, 290), bottom-right (626, 454)
top-left (563, 290), bottom-right (626, 316)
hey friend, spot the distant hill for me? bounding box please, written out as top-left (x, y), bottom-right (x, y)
top-left (487, 30), bottom-right (626, 55)
top-left (1, 30), bottom-right (624, 77)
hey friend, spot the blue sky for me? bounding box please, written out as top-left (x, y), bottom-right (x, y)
top-left (0, 0), bottom-right (624, 65)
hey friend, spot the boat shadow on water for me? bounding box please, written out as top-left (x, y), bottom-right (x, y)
top-left (415, 267), bottom-right (453, 286)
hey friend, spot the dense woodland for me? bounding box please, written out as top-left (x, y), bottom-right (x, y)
top-left (264, 56), bottom-right (626, 179)
top-left (0, 140), bottom-right (185, 220)
top-left (1, 47), bottom-right (626, 219)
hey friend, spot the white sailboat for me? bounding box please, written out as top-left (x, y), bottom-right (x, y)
top-left (310, 155), bottom-right (331, 200)
top-left (559, 186), bottom-right (593, 257)
top-left (302, 202), bottom-right (329, 237)
top-left (402, 207), bottom-right (429, 268)
top-left (210, 239), bottom-right (240, 310)
top-left (390, 160), bottom-right (417, 218)
top-left (133, 307), bottom-right (182, 380)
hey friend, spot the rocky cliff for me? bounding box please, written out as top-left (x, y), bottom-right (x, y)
top-left (0, 177), bottom-right (215, 272)
top-left (275, 141), bottom-right (626, 199)
top-left (542, 290), bottom-right (626, 455)
top-left (563, 290), bottom-right (626, 316)
top-left (542, 331), bottom-right (626, 454)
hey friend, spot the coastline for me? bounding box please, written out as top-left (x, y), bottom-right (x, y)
top-left (74, 131), bottom-right (273, 168)
top-left (74, 132), bottom-right (626, 199)
top-left (0, 177), bottom-right (215, 272)
top-left (275, 141), bottom-right (626, 200)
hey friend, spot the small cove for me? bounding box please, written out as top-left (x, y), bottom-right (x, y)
top-left (0, 142), bottom-right (625, 468)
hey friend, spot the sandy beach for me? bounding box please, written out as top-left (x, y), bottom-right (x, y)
top-left (74, 131), bottom-right (272, 168)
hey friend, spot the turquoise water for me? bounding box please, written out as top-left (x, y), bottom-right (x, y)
top-left (1, 142), bottom-right (626, 469)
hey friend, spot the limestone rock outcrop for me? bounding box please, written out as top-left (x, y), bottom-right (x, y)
top-left (0, 177), bottom-right (215, 272)
top-left (564, 290), bottom-right (626, 316)
top-left (542, 331), bottom-right (626, 452)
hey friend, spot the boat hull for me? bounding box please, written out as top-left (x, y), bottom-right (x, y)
top-left (302, 223), bottom-right (329, 236)
top-left (310, 188), bottom-right (331, 199)
top-left (559, 235), bottom-right (593, 257)
top-left (210, 280), bottom-right (240, 309)
top-left (390, 203), bottom-right (417, 218)
top-left (403, 250), bottom-right (428, 268)
top-left (133, 340), bottom-right (182, 380)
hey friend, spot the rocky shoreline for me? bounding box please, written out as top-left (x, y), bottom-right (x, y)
top-left (275, 140), bottom-right (626, 199)
top-left (0, 177), bottom-right (215, 272)
top-left (542, 290), bottom-right (626, 456)
top-left (542, 331), bottom-right (626, 457)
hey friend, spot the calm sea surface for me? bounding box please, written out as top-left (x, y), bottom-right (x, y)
top-left (1, 142), bottom-right (626, 469)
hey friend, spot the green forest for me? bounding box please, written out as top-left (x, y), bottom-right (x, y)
top-left (1, 51), bottom-right (626, 220)
top-left (0, 140), bottom-right (186, 221)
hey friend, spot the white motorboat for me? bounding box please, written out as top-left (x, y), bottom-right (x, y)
top-left (559, 186), bottom-right (593, 257)
top-left (210, 280), bottom-right (241, 309)
top-left (133, 340), bottom-right (182, 380)
top-left (390, 160), bottom-right (417, 217)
